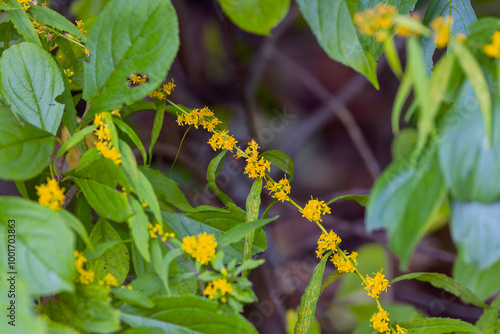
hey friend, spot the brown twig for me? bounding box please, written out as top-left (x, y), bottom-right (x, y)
top-left (63, 184), bottom-right (79, 208)
top-left (56, 152), bottom-right (67, 182)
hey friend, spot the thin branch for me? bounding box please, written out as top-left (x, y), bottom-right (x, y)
top-left (164, 240), bottom-right (204, 295)
top-left (272, 50), bottom-right (381, 180)
top-left (56, 152), bottom-right (67, 182)
top-left (63, 184), bottom-right (79, 208)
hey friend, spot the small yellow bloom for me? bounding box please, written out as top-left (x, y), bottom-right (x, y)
top-left (74, 251), bottom-right (95, 285)
top-left (265, 177), bottom-right (291, 202)
top-left (35, 178), bottom-right (65, 211)
top-left (182, 232), bottom-right (217, 265)
top-left (162, 79), bottom-right (176, 95)
top-left (111, 109), bottom-right (121, 117)
top-left (128, 74), bottom-right (147, 85)
top-left (203, 278), bottom-right (233, 302)
top-left (331, 251), bottom-right (358, 273)
top-left (83, 48), bottom-right (90, 56)
top-left (208, 130), bottom-right (238, 152)
top-left (396, 324), bottom-right (407, 334)
top-left (302, 197), bottom-right (331, 223)
top-left (482, 31), bottom-right (500, 58)
top-left (315, 230), bottom-right (341, 258)
top-left (431, 16), bottom-right (453, 48)
top-left (370, 308), bottom-right (390, 333)
top-left (364, 270), bottom-right (390, 298)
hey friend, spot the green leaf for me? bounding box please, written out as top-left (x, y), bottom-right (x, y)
top-left (137, 170), bottom-right (162, 224)
top-left (121, 295), bottom-right (258, 334)
top-left (438, 82), bottom-right (500, 202)
top-left (421, 0), bottom-right (476, 73)
top-left (295, 0), bottom-right (378, 88)
top-left (475, 296), bottom-right (500, 333)
top-left (366, 144), bottom-right (446, 268)
top-left (219, 216), bottom-right (278, 248)
top-left (56, 61), bottom-right (79, 138)
top-left (112, 286), bottom-right (155, 309)
top-left (217, 0), bottom-right (290, 36)
top-left (85, 240), bottom-right (120, 261)
top-left (128, 198), bottom-right (151, 263)
top-left (57, 284), bottom-right (121, 333)
top-left (450, 200), bottom-right (500, 269)
top-left (70, 0), bottom-right (111, 19)
top-left (73, 178), bottom-right (134, 222)
top-left (82, 0), bottom-right (179, 120)
top-left (57, 125), bottom-right (96, 159)
top-left (114, 118), bottom-right (147, 165)
top-left (294, 252), bottom-right (330, 334)
top-left (0, 2), bottom-right (19, 10)
top-left (451, 40), bottom-right (492, 147)
top-left (72, 151), bottom-right (130, 189)
top-left (260, 149), bottom-right (294, 179)
top-left (88, 219), bottom-right (130, 285)
top-left (151, 239), bottom-right (182, 296)
top-left (391, 272), bottom-right (487, 308)
top-left (59, 209), bottom-right (93, 251)
top-left (0, 197), bottom-right (75, 295)
top-left (0, 111), bottom-right (55, 180)
top-left (384, 38), bottom-right (402, 78)
top-left (148, 106), bottom-right (165, 165)
top-left (398, 317), bottom-right (483, 333)
top-left (28, 5), bottom-right (87, 42)
top-left (453, 255), bottom-right (500, 301)
top-left (242, 178), bottom-right (263, 272)
top-left (320, 270), bottom-right (342, 293)
top-left (6, 0), bottom-right (41, 46)
top-left (326, 194), bottom-right (368, 206)
top-left (0, 42), bottom-right (64, 134)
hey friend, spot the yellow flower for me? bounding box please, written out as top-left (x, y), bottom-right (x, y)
top-left (74, 251), bottom-right (95, 285)
top-left (35, 178), bottom-right (65, 211)
top-left (244, 157), bottom-right (271, 179)
top-left (331, 251), bottom-right (358, 273)
top-left (204, 278), bottom-right (233, 303)
top-left (355, 4), bottom-right (398, 39)
top-left (302, 197), bottom-right (331, 222)
top-left (431, 16), bottom-right (453, 48)
top-left (364, 270), bottom-right (390, 298)
top-left (370, 308), bottom-right (390, 333)
top-left (182, 232), bottom-right (217, 265)
top-left (94, 113), bottom-right (122, 165)
top-left (162, 79), bottom-right (176, 95)
top-left (396, 324), bottom-right (407, 334)
top-left (265, 177), bottom-right (291, 202)
top-left (148, 223), bottom-right (174, 241)
top-left (208, 130), bottom-right (238, 152)
top-left (99, 273), bottom-right (119, 287)
top-left (17, 0), bottom-right (30, 11)
top-left (111, 109), bottom-right (121, 117)
top-left (482, 31), bottom-right (500, 58)
top-left (315, 230), bottom-right (341, 258)
top-left (128, 74), bottom-right (147, 85)
top-left (83, 48), bottom-right (90, 56)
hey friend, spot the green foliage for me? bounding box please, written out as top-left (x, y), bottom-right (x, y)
top-left (398, 317), bottom-right (483, 333)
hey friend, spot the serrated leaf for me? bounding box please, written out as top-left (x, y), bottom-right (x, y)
top-left (137, 170), bottom-right (162, 224)
top-left (294, 253), bottom-right (330, 334)
top-left (121, 295), bottom-right (257, 334)
top-left (453, 255), bottom-right (500, 301)
top-left (29, 5), bottom-right (87, 41)
top-left (217, 0), bottom-right (290, 36)
top-left (6, 0), bottom-right (41, 46)
top-left (114, 118), bottom-right (147, 165)
top-left (0, 197), bottom-right (75, 295)
top-left (0, 42), bottom-right (64, 134)
top-left (296, 0), bottom-right (378, 88)
top-left (398, 317), bottom-right (482, 333)
top-left (128, 197), bottom-right (151, 262)
top-left (82, 0), bottom-right (179, 120)
top-left (0, 111), bottom-right (55, 180)
top-left (391, 272), bottom-right (487, 308)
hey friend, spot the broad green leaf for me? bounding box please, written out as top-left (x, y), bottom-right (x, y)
top-left (137, 170), bottom-right (162, 224)
top-left (398, 317), bottom-right (482, 333)
top-left (243, 178), bottom-right (263, 271)
top-left (72, 153), bottom-right (130, 190)
top-left (59, 209), bottom-right (93, 251)
top-left (0, 1), bottom-right (19, 10)
top-left (296, 0), bottom-right (378, 88)
top-left (450, 200), bottom-right (500, 269)
top-left (219, 216), bottom-right (278, 248)
top-left (73, 178), bottom-right (133, 222)
top-left (56, 61), bottom-right (79, 138)
top-left (6, 1), bottom-right (41, 46)
top-left (128, 198), bottom-right (151, 263)
top-left (0, 111), bottom-right (55, 180)
top-left (121, 100), bottom-right (156, 119)
top-left (149, 106), bottom-right (165, 165)
top-left (88, 219), bottom-right (130, 285)
top-left (151, 239), bottom-right (182, 296)
top-left (438, 82), bottom-right (500, 202)
top-left (326, 194), bottom-right (368, 206)
top-left (29, 5), bottom-right (87, 41)
top-left (121, 295), bottom-right (258, 334)
top-left (391, 272), bottom-right (487, 308)
top-left (85, 240), bottom-right (120, 261)
top-left (119, 140), bottom-right (140, 193)
top-left (57, 125), bottom-right (96, 159)
top-left (218, 0), bottom-right (290, 36)
top-left (366, 145), bottom-right (446, 268)
top-left (0, 197), bottom-right (75, 295)
top-left (0, 42), bottom-right (64, 134)
top-left (260, 149), bottom-right (294, 179)
top-left (82, 0), bottom-right (179, 120)
top-left (71, 0), bottom-right (111, 19)
top-left (475, 296), bottom-right (500, 333)
top-left (114, 118), bottom-right (147, 165)
top-left (57, 284), bottom-right (121, 333)
top-left (112, 286), bottom-right (155, 309)
top-left (294, 252), bottom-right (330, 334)
top-left (451, 40), bottom-right (492, 147)
top-left (453, 256), bottom-right (500, 301)
top-left (421, 0), bottom-right (476, 73)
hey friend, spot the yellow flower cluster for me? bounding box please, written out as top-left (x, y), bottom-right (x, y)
top-left (354, 4), bottom-right (398, 42)
top-left (265, 177), bottom-right (291, 202)
top-left (394, 13), bottom-right (421, 37)
top-left (148, 79), bottom-right (176, 101)
top-left (483, 31), bottom-right (500, 58)
top-left (128, 74), bottom-right (147, 85)
top-left (76, 20), bottom-right (86, 34)
top-left (208, 130), bottom-right (238, 151)
top-left (74, 251), bottom-right (95, 285)
top-left (331, 251), bottom-right (358, 274)
top-left (17, 0), bottom-right (31, 11)
top-left (370, 308), bottom-right (407, 333)
top-left (242, 140), bottom-right (271, 179)
top-left (120, 284), bottom-right (133, 290)
top-left (35, 178), bottom-right (65, 211)
top-left (302, 197), bottom-right (331, 222)
top-left (94, 112), bottom-right (122, 165)
top-left (204, 278), bottom-right (233, 303)
top-left (315, 230), bottom-right (341, 258)
top-left (98, 273), bottom-right (119, 288)
top-left (182, 232), bottom-right (217, 265)
top-left (148, 223), bottom-right (175, 242)
top-left (32, 20), bottom-right (46, 35)
top-left (178, 107), bottom-right (221, 132)
top-left (431, 16), bottom-right (453, 48)
top-left (364, 270), bottom-right (390, 298)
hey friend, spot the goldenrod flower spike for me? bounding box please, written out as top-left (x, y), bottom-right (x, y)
top-left (302, 197), bottom-right (331, 223)
top-left (364, 270), bottom-right (390, 298)
top-left (482, 31), bottom-right (500, 58)
top-left (99, 273), bottom-right (119, 288)
top-left (74, 251), bottom-right (95, 285)
top-left (182, 232), bottom-right (217, 265)
top-left (36, 178), bottom-right (65, 211)
top-left (93, 112), bottom-right (122, 165)
top-left (204, 278), bottom-right (233, 303)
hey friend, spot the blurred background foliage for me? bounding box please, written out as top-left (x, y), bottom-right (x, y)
top-left (2, 0), bottom-right (500, 333)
